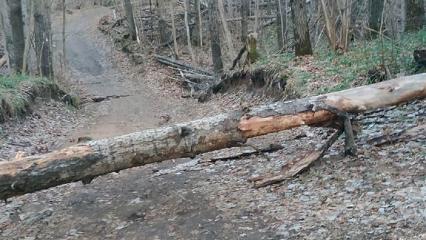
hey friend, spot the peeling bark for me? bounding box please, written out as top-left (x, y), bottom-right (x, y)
top-left (0, 74), bottom-right (425, 200)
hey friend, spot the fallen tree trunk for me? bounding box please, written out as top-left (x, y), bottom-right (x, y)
top-left (0, 74), bottom-right (425, 199)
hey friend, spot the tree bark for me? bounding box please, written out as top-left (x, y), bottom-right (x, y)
top-left (157, 0), bottom-right (168, 44)
top-left (241, 0), bottom-right (250, 43)
top-left (218, 0), bottom-right (235, 57)
top-left (209, 0), bottom-right (223, 74)
top-left (123, 0), bottom-right (137, 40)
top-left (33, 0), bottom-right (53, 78)
top-left (369, 0), bottom-right (384, 35)
top-left (1, 74), bottom-right (425, 200)
top-left (184, 0), bottom-right (196, 63)
top-left (290, 0), bottom-right (313, 56)
top-left (276, 0), bottom-right (286, 51)
top-left (0, 0), bottom-right (25, 72)
top-left (405, 0), bottom-right (425, 32)
top-left (193, 0), bottom-right (203, 46)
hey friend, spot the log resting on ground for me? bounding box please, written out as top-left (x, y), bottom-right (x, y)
top-left (0, 74), bottom-right (425, 199)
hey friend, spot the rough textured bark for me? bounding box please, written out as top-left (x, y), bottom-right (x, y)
top-left (369, 0), bottom-right (384, 34)
top-left (1, 73), bottom-right (425, 200)
top-left (209, 0), bottom-right (223, 74)
top-left (290, 0), bottom-right (313, 56)
top-left (34, 0), bottom-right (53, 78)
top-left (405, 0), bottom-right (425, 31)
top-left (123, 0), bottom-right (137, 40)
top-left (241, 0), bottom-right (250, 43)
top-left (276, 0), bottom-right (286, 51)
top-left (170, 1), bottom-right (179, 57)
top-left (193, 0), bottom-right (202, 46)
top-left (218, 0), bottom-right (235, 57)
top-left (157, 0), bottom-right (168, 44)
top-left (0, 0), bottom-right (25, 72)
top-left (184, 0), bottom-right (195, 63)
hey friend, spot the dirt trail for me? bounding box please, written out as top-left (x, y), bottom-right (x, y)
top-left (1, 7), bottom-right (425, 240)
top-left (0, 7), bottom-right (276, 240)
top-left (66, 7), bottom-right (172, 139)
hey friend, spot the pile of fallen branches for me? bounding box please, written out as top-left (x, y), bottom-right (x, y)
top-left (155, 54), bottom-right (287, 101)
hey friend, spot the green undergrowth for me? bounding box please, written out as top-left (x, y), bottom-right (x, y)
top-left (257, 29), bottom-right (426, 97)
top-left (0, 75), bottom-right (64, 122)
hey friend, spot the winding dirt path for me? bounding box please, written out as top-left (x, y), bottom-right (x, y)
top-left (0, 7), bottom-right (276, 240)
top-left (66, 7), bottom-right (176, 139)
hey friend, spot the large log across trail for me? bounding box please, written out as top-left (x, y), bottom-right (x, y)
top-left (0, 74), bottom-right (425, 200)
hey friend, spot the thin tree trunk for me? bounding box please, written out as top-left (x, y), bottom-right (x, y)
top-left (0, 0), bottom-right (25, 73)
top-left (369, 0), bottom-right (384, 36)
top-left (405, 0), bottom-right (425, 31)
top-left (276, 0), bottom-right (286, 51)
top-left (193, 0), bottom-right (202, 46)
top-left (62, 0), bottom-right (66, 73)
top-left (1, 74), bottom-right (425, 200)
top-left (218, 0), bottom-right (235, 57)
top-left (291, 0), bottom-right (313, 56)
top-left (123, 0), bottom-right (137, 40)
top-left (34, 0), bottom-right (53, 78)
top-left (209, 0), bottom-right (223, 74)
top-left (170, 1), bottom-right (179, 57)
top-left (22, 0), bottom-right (35, 73)
top-left (157, 0), bottom-right (168, 44)
top-left (184, 0), bottom-right (196, 63)
top-left (241, 0), bottom-right (249, 43)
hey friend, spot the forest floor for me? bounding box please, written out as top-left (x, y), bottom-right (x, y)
top-left (0, 7), bottom-right (425, 240)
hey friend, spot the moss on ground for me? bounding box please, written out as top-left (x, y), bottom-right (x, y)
top-left (256, 29), bottom-right (426, 97)
top-left (0, 75), bottom-right (64, 122)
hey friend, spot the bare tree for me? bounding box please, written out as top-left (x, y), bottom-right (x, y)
top-left (34, 0), bottom-right (53, 78)
top-left (291, 0), bottom-right (313, 56)
top-left (276, 0), bottom-right (286, 51)
top-left (320, 0), bottom-right (352, 52)
top-left (241, 0), bottom-right (250, 43)
top-left (184, 0), bottom-right (195, 62)
top-left (405, 0), bottom-right (425, 31)
top-left (0, 0), bottom-right (25, 72)
top-left (209, 0), bottom-right (223, 74)
top-left (218, 0), bottom-right (235, 57)
top-left (123, 0), bottom-right (137, 40)
top-left (193, 0), bottom-right (203, 46)
top-left (369, 0), bottom-right (385, 35)
top-left (157, 0), bottom-right (168, 44)
top-left (170, 1), bottom-right (179, 57)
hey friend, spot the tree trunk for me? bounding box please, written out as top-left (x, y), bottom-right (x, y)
top-left (1, 73), bottom-right (425, 200)
top-left (123, 0), bottom-right (137, 40)
top-left (170, 1), bottom-right (179, 57)
top-left (157, 0), bottom-right (168, 44)
top-left (0, 0), bottom-right (25, 73)
top-left (369, 0), bottom-right (384, 35)
top-left (33, 0), bottom-right (53, 78)
top-left (218, 0), bottom-right (235, 57)
top-left (290, 0), bottom-right (313, 56)
top-left (241, 0), bottom-right (250, 43)
top-left (405, 0), bottom-right (425, 31)
top-left (209, 0), bottom-right (223, 74)
top-left (276, 0), bottom-right (286, 51)
top-left (184, 0), bottom-right (196, 63)
top-left (193, 0), bottom-right (202, 46)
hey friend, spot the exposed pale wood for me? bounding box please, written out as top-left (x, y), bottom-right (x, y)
top-left (0, 74), bottom-right (425, 199)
